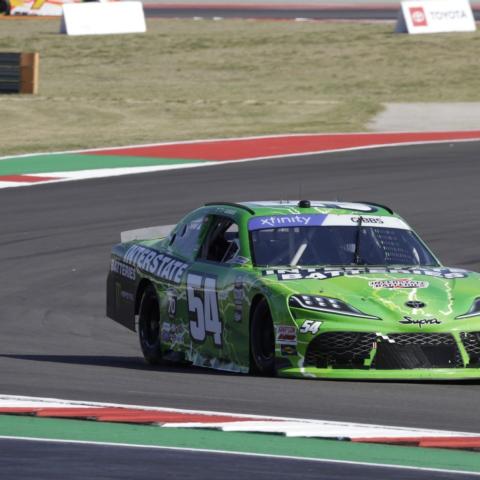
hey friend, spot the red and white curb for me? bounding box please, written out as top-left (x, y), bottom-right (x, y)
top-left (2, 131), bottom-right (480, 190)
top-left (0, 164), bottom-right (212, 189)
top-left (1, 395), bottom-right (480, 450)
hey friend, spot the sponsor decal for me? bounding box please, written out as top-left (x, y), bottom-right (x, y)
top-left (276, 325), bottom-right (297, 345)
top-left (161, 321), bottom-right (185, 344)
top-left (120, 290), bottom-right (134, 302)
top-left (249, 213), bottom-right (409, 231)
top-left (280, 344), bottom-right (298, 356)
top-left (351, 216), bottom-right (384, 225)
top-left (369, 279), bottom-right (429, 289)
top-left (248, 214), bottom-right (326, 231)
top-left (263, 267), bottom-right (468, 281)
top-left (161, 322), bottom-right (172, 343)
top-left (227, 255), bottom-right (250, 265)
top-left (409, 6), bottom-right (428, 26)
top-left (233, 275), bottom-right (244, 322)
top-left (399, 316), bottom-right (441, 327)
top-left (167, 288), bottom-right (177, 319)
top-left (123, 245), bottom-right (188, 284)
top-left (111, 259), bottom-right (136, 281)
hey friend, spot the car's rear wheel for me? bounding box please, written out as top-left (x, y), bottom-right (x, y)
top-left (250, 298), bottom-right (276, 376)
top-left (138, 284), bottom-right (162, 365)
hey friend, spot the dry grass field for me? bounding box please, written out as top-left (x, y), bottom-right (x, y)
top-left (0, 18), bottom-right (479, 155)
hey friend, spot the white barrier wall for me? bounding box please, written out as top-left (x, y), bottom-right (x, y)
top-left (396, 0), bottom-right (476, 34)
top-left (60, 1), bottom-right (147, 36)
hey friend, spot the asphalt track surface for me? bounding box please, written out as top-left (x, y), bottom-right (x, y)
top-left (1, 439), bottom-right (474, 480)
top-left (144, 5), bottom-right (400, 20)
top-left (143, 4), bottom-right (480, 20)
top-left (2, 141), bottom-right (480, 435)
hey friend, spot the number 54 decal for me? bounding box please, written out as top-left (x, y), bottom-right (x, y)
top-left (300, 320), bottom-right (322, 334)
top-left (187, 273), bottom-right (222, 347)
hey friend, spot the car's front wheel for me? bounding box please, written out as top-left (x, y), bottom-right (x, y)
top-left (250, 298), bottom-right (275, 376)
top-left (138, 284), bottom-right (162, 365)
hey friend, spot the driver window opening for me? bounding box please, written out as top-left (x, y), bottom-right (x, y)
top-left (200, 217), bottom-right (240, 263)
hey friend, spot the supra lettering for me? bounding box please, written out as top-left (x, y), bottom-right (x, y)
top-left (400, 316), bottom-right (441, 327)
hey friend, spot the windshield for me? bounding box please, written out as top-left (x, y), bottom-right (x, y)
top-left (250, 226), bottom-right (439, 267)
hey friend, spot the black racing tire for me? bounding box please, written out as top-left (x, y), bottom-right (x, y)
top-left (138, 284), bottom-right (162, 365)
top-left (249, 298), bottom-right (276, 376)
top-left (0, 0), bottom-right (11, 15)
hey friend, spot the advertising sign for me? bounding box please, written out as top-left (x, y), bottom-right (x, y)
top-left (396, 0), bottom-right (476, 34)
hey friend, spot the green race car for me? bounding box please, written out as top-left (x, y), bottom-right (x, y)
top-left (106, 200), bottom-right (480, 380)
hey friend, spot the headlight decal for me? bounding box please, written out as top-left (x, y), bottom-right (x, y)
top-left (289, 295), bottom-right (380, 320)
top-left (456, 298), bottom-right (480, 319)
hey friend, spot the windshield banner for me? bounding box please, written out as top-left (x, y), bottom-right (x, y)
top-left (248, 214), bottom-right (410, 231)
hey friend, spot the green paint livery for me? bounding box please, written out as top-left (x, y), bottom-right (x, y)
top-left (106, 200), bottom-right (480, 380)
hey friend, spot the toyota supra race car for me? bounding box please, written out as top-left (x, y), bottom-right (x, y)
top-left (106, 200), bottom-right (480, 380)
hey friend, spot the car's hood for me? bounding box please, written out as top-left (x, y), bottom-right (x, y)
top-left (261, 266), bottom-right (480, 322)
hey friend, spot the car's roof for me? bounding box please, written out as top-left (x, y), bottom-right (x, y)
top-left (219, 200), bottom-right (395, 217)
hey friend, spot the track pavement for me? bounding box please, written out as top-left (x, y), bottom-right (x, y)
top-left (1, 140), bottom-right (480, 434)
top-left (3, 438), bottom-right (475, 480)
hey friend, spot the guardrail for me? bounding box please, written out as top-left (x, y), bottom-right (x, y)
top-left (0, 52), bottom-right (39, 94)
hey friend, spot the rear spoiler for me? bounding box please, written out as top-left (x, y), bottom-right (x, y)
top-left (120, 225), bottom-right (175, 243)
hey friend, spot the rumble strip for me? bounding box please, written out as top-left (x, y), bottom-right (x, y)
top-left (1, 394), bottom-right (479, 450)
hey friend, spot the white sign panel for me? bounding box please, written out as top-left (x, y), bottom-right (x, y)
top-left (61, 2), bottom-right (146, 36)
top-left (396, 0), bottom-right (476, 34)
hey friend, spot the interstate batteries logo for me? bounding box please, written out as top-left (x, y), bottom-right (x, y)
top-left (409, 6), bottom-right (428, 26)
top-left (123, 245), bottom-right (188, 285)
top-left (369, 279), bottom-right (429, 289)
top-left (263, 267), bottom-right (469, 281)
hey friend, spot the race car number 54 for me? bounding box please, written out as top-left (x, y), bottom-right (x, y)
top-left (300, 320), bottom-right (322, 334)
top-left (187, 273), bottom-right (222, 347)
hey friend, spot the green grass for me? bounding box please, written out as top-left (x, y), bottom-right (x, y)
top-left (0, 18), bottom-right (479, 156)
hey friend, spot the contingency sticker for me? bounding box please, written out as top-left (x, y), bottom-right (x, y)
top-left (369, 279), bottom-right (429, 289)
top-left (276, 325), bottom-right (297, 345)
